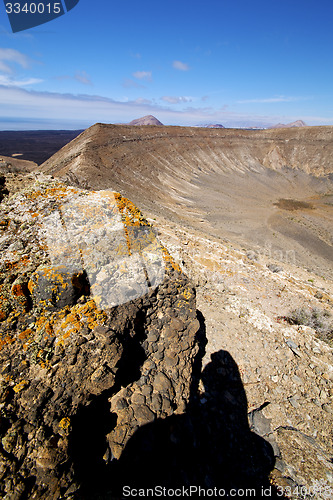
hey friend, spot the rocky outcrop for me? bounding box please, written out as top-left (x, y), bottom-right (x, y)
top-left (0, 176), bottom-right (9, 203)
top-left (0, 177), bottom-right (200, 499)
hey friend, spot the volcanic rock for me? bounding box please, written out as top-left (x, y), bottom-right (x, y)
top-left (0, 177), bottom-right (199, 498)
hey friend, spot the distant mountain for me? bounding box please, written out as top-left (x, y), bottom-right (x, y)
top-left (128, 115), bottom-right (164, 126)
top-left (204, 124), bottom-right (225, 129)
top-left (269, 120), bottom-right (307, 129)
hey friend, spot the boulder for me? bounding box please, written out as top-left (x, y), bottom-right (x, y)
top-left (0, 178), bottom-right (199, 499)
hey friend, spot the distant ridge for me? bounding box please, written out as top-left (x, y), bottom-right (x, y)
top-left (204, 124), bottom-right (225, 129)
top-left (0, 130), bottom-right (84, 165)
top-left (269, 120), bottom-right (307, 129)
top-left (128, 115), bottom-right (164, 126)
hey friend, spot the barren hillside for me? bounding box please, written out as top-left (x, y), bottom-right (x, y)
top-left (1, 123), bottom-right (333, 496)
top-left (40, 124), bottom-right (333, 280)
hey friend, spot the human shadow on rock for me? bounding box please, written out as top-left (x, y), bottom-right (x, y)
top-left (108, 348), bottom-right (278, 498)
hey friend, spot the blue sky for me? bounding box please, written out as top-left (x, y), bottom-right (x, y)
top-left (0, 0), bottom-right (333, 129)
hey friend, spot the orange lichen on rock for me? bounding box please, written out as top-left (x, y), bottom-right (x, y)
top-left (4, 260), bottom-right (19, 272)
top-left (4, 255), bottom-right (31, 275)
top-left (23, 184), bottom-right (76, 203)
top-left (18, 328), bottom-right (33, 341)
top-left (57, 311), bottom-right (81, 343)
top-left (114, 192), bottom-right (165, 264)
top-left (40, 266), bottom-right (68, 284)
top-left (182, 287), bottom-right (193, 301)
top-left (114, 192), bottom-right (148, 227)
top-left (10, 281), bottom-right (31, 313)
top-left (13, 380), bottom-right (29, 393)
top-left (11, 283), bottom-right (27, 297)
top-left (0, 334), bottom-right (14, 351)
top-left (59, 417), bottom-right (71, 430)
top-left (23, 189), bottom-right (42, 200)
top-left (0, 294), bottom-right (10, 322)
top-left (114, 192), bottom-right (148, 255)
top-left (161, 246), bottom-right (181, 273)
top-left (0, 286), bottom-right (10, 322)
top-left (0, 291), bottom-right (107, 361)
top-left (55, 299), bottom-right (107, 346)
top-left (27, 276), bottom-right (36, 295)
top-left (20, 256), bottom-right (31, 268)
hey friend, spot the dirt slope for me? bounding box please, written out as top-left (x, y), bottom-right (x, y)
top-left (39, 124), bottom-right (333, 280)
top-left (7, 123), bottom-right (333, 495)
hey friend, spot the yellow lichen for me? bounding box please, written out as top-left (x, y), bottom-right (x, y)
top-left (114, 192), bottom-right (148, 227)
top-left (13, 380), bottom-right (29, 393)
top-left (0, 334), bottom-right (14, 351)
top-left (55, 299), bottom-right (107, 346)
top-left (18, 328), bottom-right (33, 341)
top-left (0, 309), bottom-right (8, 322)
top-left (11, 283), bottom-right (27, 298)
top-left (28, 277), bottom-right (37, 295)
top-left (161, 246), bottom-right (181, 273)
top-left (59, 417), bottom-right (71, 430)
top-left (0, 219), bottom-right (9, 228)
top-left (182, 288), bottom-right (193, 301)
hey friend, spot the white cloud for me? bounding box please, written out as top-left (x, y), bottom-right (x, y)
top-left (161, 96), bottom-right (192, 104)
top-left (122, 78), bottom-right (144, 89)
top-left (0, 48), bottom-right (30, 73)
top-left (173, 60), bottom-right (190, 71)
top-left (0, 48), bottom-right (41, 88)
top-left (130, 52), bottom-right (141, 59)
top-left (237, 96), bottom-right (303, 104)
top-left (134, 98), bottom-right (152, 105)
top-left (0, 27), bottom-right (34, 40)
top-left (0, 75), bottom-right (43, 86)
top-left (0, 86), bottom-right (159, 121)
top-left (55, 71), bottom-right (93, 86)
top-left (133, 71), bottom-right (152, 81)
top-left (74, 71), bottom-right (92, 86)
top-left (0, 86), bottom-right (329, 129)
top-left (55, 74), bottom-right (71, 81)
top-left (0, 61), bottom-right (12, 73)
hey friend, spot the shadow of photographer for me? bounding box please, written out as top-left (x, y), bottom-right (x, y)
top-left (107, 347), bottom-right (279, 497)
